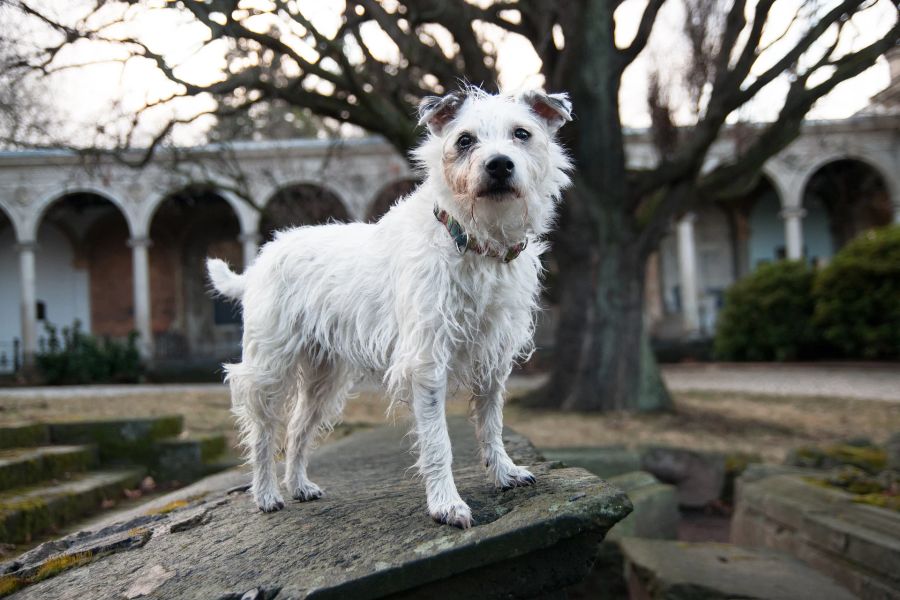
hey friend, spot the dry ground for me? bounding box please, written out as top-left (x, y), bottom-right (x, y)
top-left (1, 384), bottom-right (897, 462)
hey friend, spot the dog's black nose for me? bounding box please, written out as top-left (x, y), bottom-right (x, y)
top-left (485, 155), bottom-right (514, 180)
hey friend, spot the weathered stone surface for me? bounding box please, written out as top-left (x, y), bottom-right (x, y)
top-left (621, 538), bottom-right (856, 600)
top-left (2, 418), bottom-right (632, 599)
top-left (886, 432), bottom-right (900, 471)
top-left (540, 446), bottom-right (642, 479)
top-left (0, 424), bottom-right (49, 451)
top-left (154, 433), bottom-right (229, 482)
top-left (0, 468), bottom-right (144, 544)
top-left (641, 446), bottom-right (725, 508)
top-left (0, 445), bottom-right (96, 492)
top-left (564, 472), bottom-right (679, 600)
top-left (605, 471), bottom-right (678, 541)
top-left (48, 416), bottom-right (184, 464)
top-left (733, 472), bottom-right (900, 599)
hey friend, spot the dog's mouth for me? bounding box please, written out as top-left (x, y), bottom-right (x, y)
top-left (475, 182), bottom-right (519, 201)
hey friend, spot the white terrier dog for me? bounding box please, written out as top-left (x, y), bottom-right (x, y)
top-left (207, 88), bottom-right (572, 528)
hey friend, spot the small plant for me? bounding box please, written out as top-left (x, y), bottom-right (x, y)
top-left (813, 225), bottom-right (900, 360)
top-left (714, 260), bottom-right (817, 361)
top-left (36, 321), bottom-right (142, 384)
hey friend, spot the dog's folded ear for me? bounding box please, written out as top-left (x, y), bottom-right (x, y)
top-left (418, 93), bottom-right (464, 135)
top-left (520, 90), bottom-right (573, 133)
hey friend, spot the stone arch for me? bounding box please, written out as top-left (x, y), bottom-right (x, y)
top-left (801, 157), bottom-right (892, 252)
top-left (149, 184), bottom-right (244, 361)
top-left (28, 187), bottom-right (134, 242)
top-left (260, 182), bottom-right (350, 241)
top-left (367, 178), bottom-right (420, 222)
top-left (31, 192), bottom-right (133, 338)
top-left (143, 182), bottom-right (253, 240)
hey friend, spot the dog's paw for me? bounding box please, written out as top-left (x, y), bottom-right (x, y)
top-left (290, 480), bottom-right (324, 502)
top-left (255, 489), bottom-right (286, 513)
top-left (430, 501), bottom-right (474, 529)
top-left (495, 465), bottom-right (537, 490)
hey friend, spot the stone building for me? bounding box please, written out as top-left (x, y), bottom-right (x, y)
top-left (0, 71), bottom-right (898, 373)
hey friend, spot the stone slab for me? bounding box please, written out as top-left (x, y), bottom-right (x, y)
top-left (0, 468), bottom-right (144, 544)
top-left (641, 446), bottom-right (725, 509)
top-left (0, 424), bottom-right (49, 450)
top-left (47, 416), bottom-right (184, 464)
top-left (0, 445), bottom-right (96, 492)
top-left (605, 471), bottom-right (678, 541)
top-left (1, 418), bottom-right (632, 599)
top-left (540, 446), bottom-right (643, 479)
top-left (733, 472), bottom-right (900, 599)
top-left (620, 538), bottom-right (856, 600)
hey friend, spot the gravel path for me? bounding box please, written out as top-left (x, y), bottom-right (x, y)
top-left (1, 365), bottom-right (896, 402)
top-left (662, 363), bottom-right (900, 402)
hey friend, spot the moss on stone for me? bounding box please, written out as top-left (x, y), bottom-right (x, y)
top-left (853, 493), bottom-right (900, 512)
top-left (788, 443), bottom-right (887, 474)
top-left (0, 424), bottom-right (49, 450)
top-left (48, 416), bottom-right (184, 465)
top-left (0, 551), bottom-right (95, 597)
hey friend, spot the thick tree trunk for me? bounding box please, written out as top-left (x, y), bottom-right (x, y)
top-left (527, 181), bottom-right (672, 412)
top-left (523, 0), bottom-right (671, 412)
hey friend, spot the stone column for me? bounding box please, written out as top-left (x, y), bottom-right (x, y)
top-left (676, 214), bottom-right (700, 335)
top-left (781, 207), bottom-right (806, 261)
top-left (893, 201), bottom-right (900, 225)
top-left (128, 237), bottom-right (154, 359)
top-left (16, 242), bottom-right (38, 368)
top-left (240, 232), bottom-right (261, 269)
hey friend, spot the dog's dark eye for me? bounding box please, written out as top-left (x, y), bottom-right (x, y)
top-left (514, 128), bottom-right (531, 141)
top-left (456, 133), bottom-right (475, 149)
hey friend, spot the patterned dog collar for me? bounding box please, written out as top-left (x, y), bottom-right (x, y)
top-left (433, 206), bottom-right (528, 263)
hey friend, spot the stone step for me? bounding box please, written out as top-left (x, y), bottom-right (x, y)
top-left (620, 538), bottom-right (856, 600)
top-left (47, 416), bottom-right (184, 465)
top-left (0, 424), bottom-right (49, 450)
top-left (733, 470), bottom-right (900, 599)
top-left (153, 433), bottom-right (231, 482)
top-left (0, 445), bottom-right (96, 492)
top-left (0, 468), bottom-right (144, 544)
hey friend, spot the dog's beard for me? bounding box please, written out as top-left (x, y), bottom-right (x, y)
top-left (475, 180), bottom-right (521, 201)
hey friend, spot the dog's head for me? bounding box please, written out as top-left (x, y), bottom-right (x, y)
top-left (414, 87), bottom-right (573, 245)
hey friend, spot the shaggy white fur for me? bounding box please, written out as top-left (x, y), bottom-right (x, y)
top-left (207, 88), bottom-right (572, 528)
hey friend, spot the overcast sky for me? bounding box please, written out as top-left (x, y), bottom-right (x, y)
top-left (10, 0), bottom-right (898, 147)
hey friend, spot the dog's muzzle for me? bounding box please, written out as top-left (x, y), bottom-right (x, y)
top-left (479, 155), bottom-right (517, 198)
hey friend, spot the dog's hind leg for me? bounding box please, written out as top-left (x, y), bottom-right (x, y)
top-left (411, 370), bottom-right (473, 529)
top-left (227, 361), bottom-right (287, 512)
top-left (473, 375), bottom-right (535, 489)
top-left (284, 359), bottom-right (352, 502)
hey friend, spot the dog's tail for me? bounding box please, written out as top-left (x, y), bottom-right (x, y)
top-left (207, 258), bottom-right (246, 300)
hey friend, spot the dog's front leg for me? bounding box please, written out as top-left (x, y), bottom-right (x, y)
top-left (412, 372), bottom-right (473, 529)
top-left (473, 379), bottom-right (536, 489)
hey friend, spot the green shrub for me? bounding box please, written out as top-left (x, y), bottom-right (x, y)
top-left (714, 260), bottom-right (817, 361)
top-left (36, 321), bottom-right (142, 385)
top-left (813, 225), bottom-right (900, 360)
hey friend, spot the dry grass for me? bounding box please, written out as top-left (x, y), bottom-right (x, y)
top-left (1, 386), bottom-right (897, 463)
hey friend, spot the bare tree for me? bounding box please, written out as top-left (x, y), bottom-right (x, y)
top-left (3, 0), bottom-right (898, 411)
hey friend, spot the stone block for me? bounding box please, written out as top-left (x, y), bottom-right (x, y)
top-left (2, 418), bottom-right (632, 599)
top-left (641, 446), bottom-right (725, 508)
top-left (48, 416), bottom-right (184, 465)
top-left (733, 472), bottom-right (900, 599)
top-left (0, 424), bottom-right (49, 450)
top-left (540, 446), bottom-right (642, 479)
top-left (606, 471), bottom-right (679, 541)
top-left (620, 538), bottom-right (856, 600)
